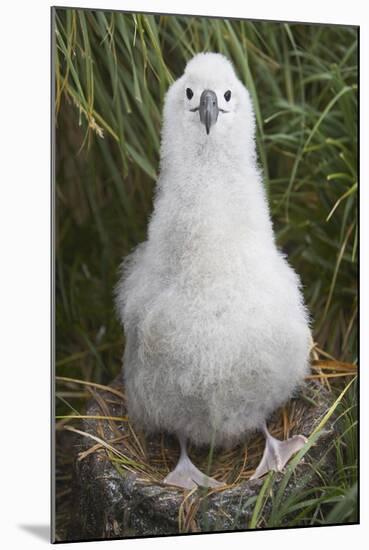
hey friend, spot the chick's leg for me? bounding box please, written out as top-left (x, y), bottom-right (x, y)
top-left (163, 434), bottom-right (222, 490)
top-left (250, 422), bottom-right (307, 480)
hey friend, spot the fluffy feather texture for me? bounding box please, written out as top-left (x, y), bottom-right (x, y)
top-left (116, 53), bottom-right (311, 448)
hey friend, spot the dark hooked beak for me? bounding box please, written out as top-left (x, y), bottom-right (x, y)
top-left (199, 89), bottom-right (219, 135)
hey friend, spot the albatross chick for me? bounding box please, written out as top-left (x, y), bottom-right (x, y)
top-left (116, 53), bottom-right (311, 490)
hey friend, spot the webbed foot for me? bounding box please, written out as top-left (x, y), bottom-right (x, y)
top-left (163, 434), bottom-right (223, 490)
top-left (164, 455), bottom-right (222, 490)
top-left (250, 425), bottom-right (307, 480)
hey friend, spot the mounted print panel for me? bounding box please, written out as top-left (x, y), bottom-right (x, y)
top-left (52, 6), bottom-right (358, 543)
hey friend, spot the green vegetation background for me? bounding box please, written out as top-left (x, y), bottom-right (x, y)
top-left (54, 8), bottom-right (358, 529)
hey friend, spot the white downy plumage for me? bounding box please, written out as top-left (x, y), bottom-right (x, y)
top-left (116, 53), bottom-right (311, 489)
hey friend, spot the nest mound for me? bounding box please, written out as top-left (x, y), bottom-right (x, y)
top-left (67, 365), bottom-right (350, 540)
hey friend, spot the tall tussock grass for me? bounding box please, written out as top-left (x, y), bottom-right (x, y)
top-left (55, 9), bottom-right (357, 371)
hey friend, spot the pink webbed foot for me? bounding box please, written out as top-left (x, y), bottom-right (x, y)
top-left (250, 424), bottom-right (307, 480)
top-left (163, 434), bottom-right (223, 490)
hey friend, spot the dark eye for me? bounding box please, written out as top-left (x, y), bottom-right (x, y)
top-left (224, 90), bottom-right (232, 102)
top-left (186, 88), bottom-right (194, 100)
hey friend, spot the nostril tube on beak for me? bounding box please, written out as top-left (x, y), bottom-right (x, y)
top-left (199, 89), bottom-right (219, 135)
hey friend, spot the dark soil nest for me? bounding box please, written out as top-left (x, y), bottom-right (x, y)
top-left (64, 373), bottom-right (341, 541)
